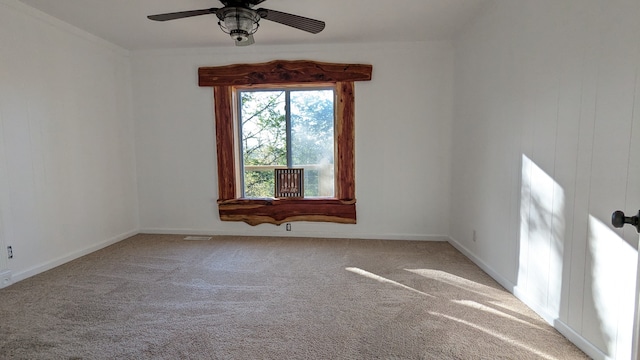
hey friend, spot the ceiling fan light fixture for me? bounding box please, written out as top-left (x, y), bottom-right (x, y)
top-left (147, 1), bottom-right (326, 46)
top-left (218, 7), bottom-right (260, 43)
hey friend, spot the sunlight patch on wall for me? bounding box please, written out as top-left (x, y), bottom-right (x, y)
top-left (518, 154), bottom-right (565, 317)
top-left (585, 215), bottom-right (637, 359)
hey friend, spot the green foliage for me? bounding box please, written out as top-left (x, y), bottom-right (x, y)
top-left (244, 170), bottom-right (275, 198)
top-left (241, 91), bottom-right (287, 167)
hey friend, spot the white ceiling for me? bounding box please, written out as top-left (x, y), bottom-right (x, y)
top-left (18, 0), bottom-right (489, 50)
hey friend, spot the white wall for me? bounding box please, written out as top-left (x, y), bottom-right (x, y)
top-left (132, 42), bottom-right (453, 240)
top-left (0, 0), bottom-right (139, 284)
top-left (450, 1), bottom-right (640, 359)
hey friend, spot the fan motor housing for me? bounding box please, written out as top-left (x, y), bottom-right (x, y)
top-left (217, 7), bottom-right (260, 39)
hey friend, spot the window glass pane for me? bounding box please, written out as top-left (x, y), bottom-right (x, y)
top-left (291, 90), bottom-right (335, 197)
top-left (240, 90), bottom-right (286, 198)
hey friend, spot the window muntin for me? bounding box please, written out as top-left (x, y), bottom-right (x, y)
top-left (238, 87), bottom-right (335, 198)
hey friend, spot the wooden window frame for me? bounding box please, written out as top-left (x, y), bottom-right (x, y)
top-left (199, 60), bottom-right (372, 226)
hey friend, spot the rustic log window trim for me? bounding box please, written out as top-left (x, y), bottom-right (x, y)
top-left (199, 60), bottom-right (372, 226)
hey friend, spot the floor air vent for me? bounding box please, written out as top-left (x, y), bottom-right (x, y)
top-left (183, 236), bottom-right (212, 241)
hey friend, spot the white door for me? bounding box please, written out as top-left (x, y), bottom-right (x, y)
top-left (0, 135), bottom-right (9, 280)
top-left (0, 146), bottom-right (6, 272)
top-left (635, 231), bottom-right (640, 360)
top-left (612, 210), bottom-right (640, 359)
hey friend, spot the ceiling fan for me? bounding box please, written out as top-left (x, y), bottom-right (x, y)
top-left (147, 0), bottom-right (326, 46)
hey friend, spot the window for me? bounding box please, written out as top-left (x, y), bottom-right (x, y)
top-left (238, 87), bottom-right (335, 198)
top-left (198, 60), bottom-right (372, 225)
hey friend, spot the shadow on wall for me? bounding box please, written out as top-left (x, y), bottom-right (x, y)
top-left (518, 154), bottom-right (638, 358)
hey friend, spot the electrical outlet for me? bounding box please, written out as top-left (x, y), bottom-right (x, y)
top-left (286, 223), bottom-right (292, 231)
top-left (472, 230), bottom-right (477, 242)
top-left (7, 246), bottom-right (12, 259)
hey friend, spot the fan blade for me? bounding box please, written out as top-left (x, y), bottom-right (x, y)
top-left (236, 34), bottom-right (255, 47)
top-left (147, 8), bottom-right (218, 21)
top-left (257, 8), bottom-right (325, 34)
top-left (220, 0), bottom-right (266, 6)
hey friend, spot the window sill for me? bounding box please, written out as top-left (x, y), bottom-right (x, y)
top-left (217, 198), bottom-right (356, 226)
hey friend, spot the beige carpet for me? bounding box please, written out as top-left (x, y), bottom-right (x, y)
top-left (0, 234), bottom-right (587, 359)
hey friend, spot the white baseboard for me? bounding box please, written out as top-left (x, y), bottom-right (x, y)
top-left (138, 227), bottom-right (449, 242)
top-left (554, 318), bottom-right (609, 360)
top-left (11, 229), bottom-right (138, 284)
top-left (446, 236), bottom-right (516, 292)
top-left (447, 236), bottom-right (608, 360)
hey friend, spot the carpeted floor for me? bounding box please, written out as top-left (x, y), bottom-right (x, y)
top-left (0, 234), bottom-right (588, 359)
